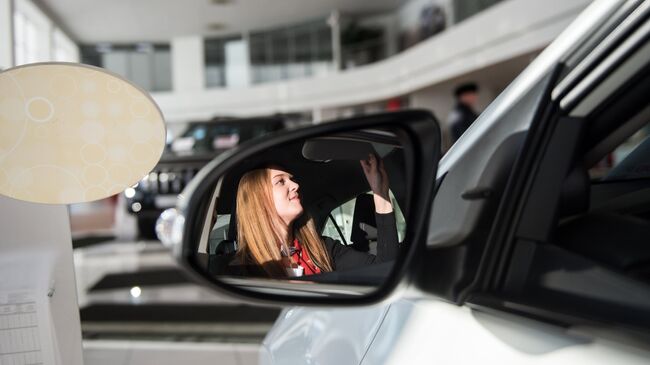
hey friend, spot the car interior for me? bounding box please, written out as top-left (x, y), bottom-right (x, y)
top-left (200, 128), bottom-right (409, 285)
top-left (500, 37), bottom-right (650, 330)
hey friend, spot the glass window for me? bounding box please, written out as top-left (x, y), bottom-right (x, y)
top-left (80, 43), bottom-right (172, 92)
top-left (209, 214), bottom-right (231, 254)
top-left (323, 191), bottom-right (406, 249)
top-left (53, 28), bottom-right (78, 62)
top-left (453, 0), bottom-right (504, 24)
top-left (589, 123), bottom-right (650, 181)
top-left (205, 35), bottom-right (242, 88)
top-left (13, 11), bottom-right (40, 65)
top-left (249, 19), bottom-right (333, 84)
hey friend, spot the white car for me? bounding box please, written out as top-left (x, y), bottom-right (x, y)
top-left (169, 0), bottom-right (650, 364)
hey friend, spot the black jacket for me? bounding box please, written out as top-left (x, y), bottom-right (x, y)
top-left (323, 212), bottom-right (398, 270)
top-left (449, 103), bottom-right (478, 143)
top-left (214, 211), bottom-right (399, 277)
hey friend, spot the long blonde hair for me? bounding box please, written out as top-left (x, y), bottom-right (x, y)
top-left (235, 168), bottom-right (333, 277)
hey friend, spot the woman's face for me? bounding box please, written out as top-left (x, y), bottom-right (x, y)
top-left (269, 168), bottom-right (303, 226)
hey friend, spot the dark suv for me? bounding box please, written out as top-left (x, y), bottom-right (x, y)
top-left (126, 115), bottom-right (286, 238)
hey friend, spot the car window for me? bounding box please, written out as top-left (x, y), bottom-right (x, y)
top-left (493, 51), bottom-right (650, 331)
top-left (322, 190), bottom-right (406, 248)
top-left (174, 121), bottom-right (283, 154)
top-left (593, 123), bottom-right (650, 181)
top-left (208, 214), bottom-right (231, 254)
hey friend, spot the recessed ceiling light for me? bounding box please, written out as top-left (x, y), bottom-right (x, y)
top-left (207, 23), bottom-right (227, 31)
top-left (209, 0), bottom-right (232, 5)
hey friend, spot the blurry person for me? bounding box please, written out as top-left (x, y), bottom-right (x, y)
top-left (449, 82), bottom-right (479, 144)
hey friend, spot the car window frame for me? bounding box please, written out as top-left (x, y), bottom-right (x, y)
top-left (467, 8), bottom-right (650, 335)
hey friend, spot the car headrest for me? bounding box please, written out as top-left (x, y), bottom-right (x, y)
top-left (215, 239), bottom-right (238, 256)
top-left (350, 194), bottom-right (377, 250)
top-left (558, 165), bottom-right (590, 219)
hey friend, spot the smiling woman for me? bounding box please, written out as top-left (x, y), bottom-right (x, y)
top-left (229, 154), bottom-right (399, 278)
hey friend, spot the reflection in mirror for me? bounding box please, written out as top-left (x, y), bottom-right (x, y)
top-left (192, 127), bottom-right (409, 292)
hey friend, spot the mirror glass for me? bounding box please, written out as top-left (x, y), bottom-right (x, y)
top-left (190, 127), bottom-right (411, 295)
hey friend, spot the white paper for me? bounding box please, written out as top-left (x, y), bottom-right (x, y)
top-left (0, 252), bottom-right (58, 365)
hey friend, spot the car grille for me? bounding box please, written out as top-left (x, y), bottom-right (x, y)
top-left (139, 167), bottom-right (201, 195)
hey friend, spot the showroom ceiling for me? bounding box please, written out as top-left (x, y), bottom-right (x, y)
top-left (36, 0), bottom-right (405, 43)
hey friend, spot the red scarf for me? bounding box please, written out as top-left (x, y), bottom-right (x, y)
top-left (290, 239), bottom-right (321, 275)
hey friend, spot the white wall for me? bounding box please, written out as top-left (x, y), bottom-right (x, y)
top-left (171, 36), bottom-right (205, 92)
top-left (0, 0), bottom-right (13, 69)
top-left (409, 49), bottom-right (537, 150)
top-left (0, 196), bottom-right (84, 365)
top-left (153, 0), bottom-right (591, 123)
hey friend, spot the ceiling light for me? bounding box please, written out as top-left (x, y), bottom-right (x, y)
top-left (130, 286), bottom-right (141, 298)
top-left (207, 23), bottom-right (227, 31)
top-left (124, 188), bottom-right (136, 198)
top-left (132, 202), bottom-right (142, 212)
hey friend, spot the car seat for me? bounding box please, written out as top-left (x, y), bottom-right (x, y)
top-left (349, 194), bottom-right (377, 253)
top-left (556, 165), bottom-right (650, 281)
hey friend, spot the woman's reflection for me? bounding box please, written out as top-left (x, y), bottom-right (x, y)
top-left (224, 153), bottom-right (399, 278)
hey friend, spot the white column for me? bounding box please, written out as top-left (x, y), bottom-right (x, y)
top-left (327, 10), bottom-right (341, 71)
top-left (171, 36), bottom-right (205, 92)
top-left (0, 0), bottom-right (14, 70)
top-left (225, 38), bottom-right (251, 88)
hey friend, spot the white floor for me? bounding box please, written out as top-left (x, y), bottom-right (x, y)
top-left (83, 340), bottom-right (260, 365)
top-left (73, 240), bottom-right (269, 365)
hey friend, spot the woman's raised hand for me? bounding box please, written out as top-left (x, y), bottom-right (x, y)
top-left (360, 153), bottom-right (393, 214)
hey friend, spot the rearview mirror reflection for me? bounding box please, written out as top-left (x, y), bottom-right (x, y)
top-left (186, 126), bottom-right (413, 296)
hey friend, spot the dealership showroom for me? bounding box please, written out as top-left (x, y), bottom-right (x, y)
top-left (2, 0), bottom-right (650, 364)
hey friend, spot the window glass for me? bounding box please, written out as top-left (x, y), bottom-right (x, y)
top-left (53, 28), bottom-right (78, 62)
top-left (322, 197), bottom-right (356, 243)
top-left (453, 0), bottom-right (504, 24)
top-left (249, 20), bottom-right (333, 84)
top-left (506, 108), bottom-right (650, 330)
top-left (208, 214), bottom-right (231, 254)
top-left (322, 190), bottom-right (406, 247)
top-left (80, 44), bottom-right (172, 92)
top-left (13, 11), bottom-right (40, 65)
top-left (589, 122), bottom-right (650, 181)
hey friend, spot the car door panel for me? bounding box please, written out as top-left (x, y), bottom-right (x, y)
top-left (261, 304), bottom-right (390, 365)
top-left (364, 298), bottom-right (650, 364)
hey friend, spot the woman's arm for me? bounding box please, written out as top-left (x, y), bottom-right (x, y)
top-left (360, 154), bottom-right (392, 214)
top-left (319, 154), bottom-right (399, 271)
top-left (375, 211), bottom-right (398, 262)
top-left (324, 210), bottom-right (399, 270)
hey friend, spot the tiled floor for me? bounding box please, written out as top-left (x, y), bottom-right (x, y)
top-left (73, 239), bottom-right (280, 364)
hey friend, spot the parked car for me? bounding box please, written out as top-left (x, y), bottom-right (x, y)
top-left (167, 1), bottom-right (650, 364)
top-left (125, 116), bottom-right (285, 238)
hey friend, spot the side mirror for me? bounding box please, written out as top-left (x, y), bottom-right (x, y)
top-left (171, 111), bottom-right (440, 305)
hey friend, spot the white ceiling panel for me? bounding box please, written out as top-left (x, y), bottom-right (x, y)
top-left (35, 0), bottom-right (405, 43)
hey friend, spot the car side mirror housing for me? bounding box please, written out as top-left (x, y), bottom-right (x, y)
top-left (168, 110), bottom-right (440, 305)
